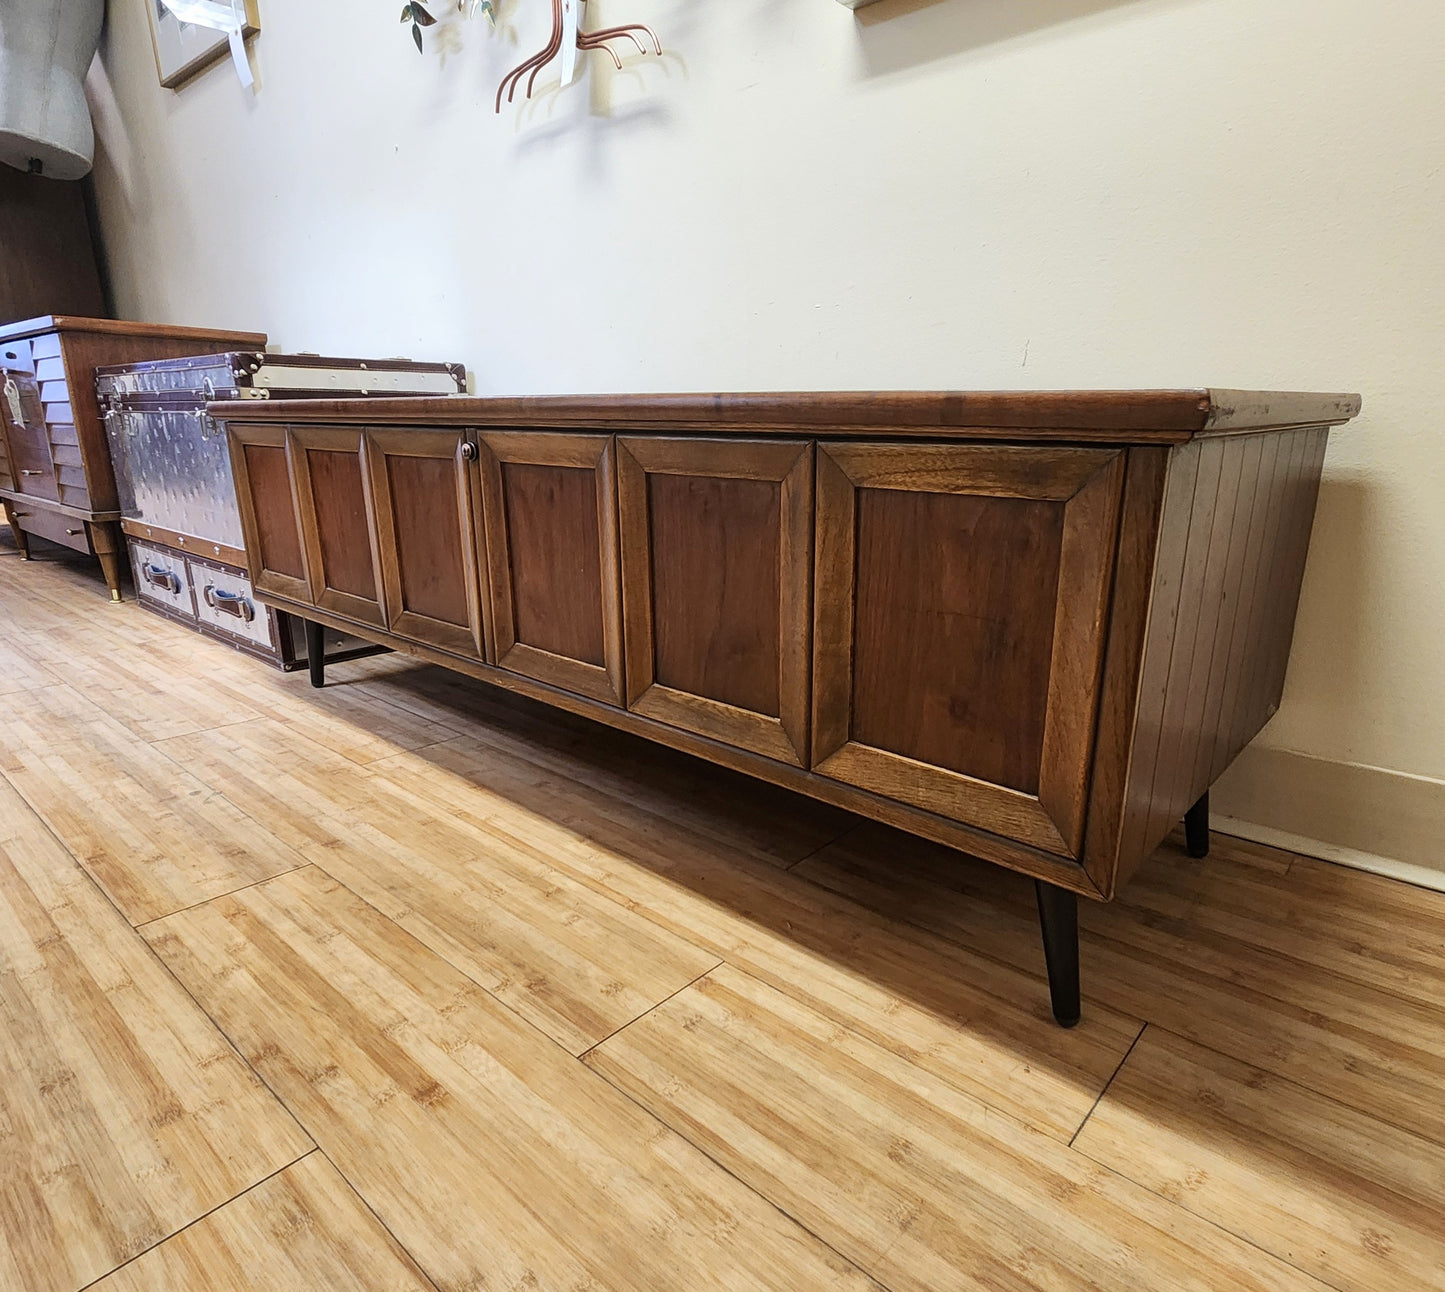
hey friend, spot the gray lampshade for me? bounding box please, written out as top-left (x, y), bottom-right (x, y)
top-left (0, 0), bottom-right (105, 180)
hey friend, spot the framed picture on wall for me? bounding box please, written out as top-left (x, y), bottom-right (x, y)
top-left (147, 0), bottom-right (260, 89)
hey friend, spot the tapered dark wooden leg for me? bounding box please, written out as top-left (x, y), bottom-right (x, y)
top-left (88, 521), bottom-right (124, 601)
top-left (1185, 791), bottom-right (1210, 859)
top-left (7, 511), bottom-right (31, 559)
top-left (305, 619), bottom-right (326, 688)
top-left (1034, 880), bottom-right (1081, 1028)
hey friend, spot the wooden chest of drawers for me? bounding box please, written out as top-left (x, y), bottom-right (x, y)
top-left (0, 316), bottom-right (265, 598)
top-left (216, 389), bottom-right (1361, 1024)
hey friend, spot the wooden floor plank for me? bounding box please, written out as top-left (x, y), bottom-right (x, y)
top-left (158, 719), bottom-right (722, 1055)
top-left (362, 733), bottom-right (1144, 1140)
top-left (1073, 1028), bottom-right (1445, 1292)
top-left (88, 1153), bottom-right (436, 1291)
top-left (0, 631), bottom-right (62, 695)
top-left (0, 553), bottom-right (462, 761)
top-left (0, 778), bottom-right (312, 1292)
top-left (142, 866), bottom-right (881, 1292)
top-left (586, 965), bottom-right (1327, 1292)
top-left (0, 684), bottom-right (309, 925)
top-left (795, 822), bottom-right (1445, 1148)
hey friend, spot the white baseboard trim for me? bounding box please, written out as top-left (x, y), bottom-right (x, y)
top-left (1213, 815), bottom-right (1445, 895)
top-left (1211, 743), bottom-right (1445, 894)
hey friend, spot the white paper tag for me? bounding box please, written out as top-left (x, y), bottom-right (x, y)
top-left (4, 377), bottom-right (22, 426)
top-left (228, 24), bottom-right (254, 89)
top-left (560, 0), bottom-right (581, 86)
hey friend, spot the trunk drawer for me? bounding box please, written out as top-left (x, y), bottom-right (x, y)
top-left (130, 539), bottom-right (197, 619)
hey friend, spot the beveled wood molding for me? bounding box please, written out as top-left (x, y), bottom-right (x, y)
top-left (0, 315), bottom-right (266, 345)
top-left (478, 431), bottom-right (626, 707)
top-left (617, 435), bottom-right (813, 766)
top-left (811, 442), bottom-right (1123, 859)
top-left (211, 388), bottom-right (1363, 443)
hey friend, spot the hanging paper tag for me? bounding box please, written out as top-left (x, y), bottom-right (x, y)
top-left (560, 0), bottom-right (581, 86)
top-left (159, 0), bottom-right (254, 89)
top-left (227, 23), bottom-right (255, 89)
top-left (4, 376), bottom-right (22, 427)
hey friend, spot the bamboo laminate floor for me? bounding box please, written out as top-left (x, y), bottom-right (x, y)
top-left (2, 535), bottom-right (1444, 1291)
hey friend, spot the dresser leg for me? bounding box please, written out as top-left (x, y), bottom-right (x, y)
top-left (1034, 881), bottom-right (1081, 1028)
top-left (6, 504), bottom-right (31, 558)
top-left (88, 522), bottom-right (123, 601)
top-left (1185, 791), bottom-right (1210, 859)
top-left (305, 620), bottom-right (326, 688)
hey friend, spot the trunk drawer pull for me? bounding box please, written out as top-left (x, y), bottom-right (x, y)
top-left (204, 585), bottom-right (256, 622)
top-left (142, 563), bottom-right (182, 595)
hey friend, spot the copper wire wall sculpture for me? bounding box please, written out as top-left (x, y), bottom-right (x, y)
top-left (494, 0), bottom-right (661, 112)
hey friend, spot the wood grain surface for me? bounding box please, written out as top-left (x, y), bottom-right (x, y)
top-left (211, 387), bottom-right (1362, 441)
top-left (143, 866), bottom-right (881, 1292)
top-left (88, 1154), bottom-right (435, 1291)
top-left (0, 776), bottom-right (310, 1292)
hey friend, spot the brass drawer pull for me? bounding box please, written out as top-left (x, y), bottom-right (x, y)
top-left (20, 468), bottom-right (41, 476)
top-left (66, 528), bottom-right (83, 536)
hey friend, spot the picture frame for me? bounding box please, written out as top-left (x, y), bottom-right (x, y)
top-left (146, 0), bottom-right (260, 89)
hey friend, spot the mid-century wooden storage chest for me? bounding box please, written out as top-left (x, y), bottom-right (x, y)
top-left (214, 389), bottom-right (1361, 1024)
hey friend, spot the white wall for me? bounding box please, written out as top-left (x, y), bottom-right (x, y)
top-left (86, 0), bottom-right (1445, 873)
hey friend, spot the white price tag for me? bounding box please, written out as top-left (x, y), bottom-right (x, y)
top-left (560, 0), bottom-right (582, 86)
top-left (4, 376), bottom-right (22, 426)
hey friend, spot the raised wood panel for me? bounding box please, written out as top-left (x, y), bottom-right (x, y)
top-left (851, 488), bottom-right (1061, 792)
top-left (228, 426), bottom-right (310, 604)
top-left (366, 426), bottom-right (485, 660)
top-left (813, 442), bottom-right (1124, 858)
top-left (617, 436), bottom-right (812, 766)
top-left (290, 425), bottom-right (386, 628)
top-left (479, 431), bottom-right (624, 706)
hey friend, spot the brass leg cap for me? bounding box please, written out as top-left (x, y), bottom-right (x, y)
top-left (110, 589), bottom-right (123, 603)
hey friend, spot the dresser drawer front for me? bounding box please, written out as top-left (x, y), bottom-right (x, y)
top-left (130, 540), bottom-right (197, 619)
top-left (2, 372), bottom-right (59, 501)
top-left (189, 558), bottom-right (275, 650)
top-left (10, 501), bottom-right (92, 554)
top-left (28, 333), bottom-right (62, 362)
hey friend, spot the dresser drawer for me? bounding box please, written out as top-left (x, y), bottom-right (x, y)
top-left (28, 332), bottom-right (62, 362)
top-left (9, 500), bottom-right (92, 554)
top-left (2, 372), bottom-right (58, 500)
top-left (130, 539), bottom-right (197, 619)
